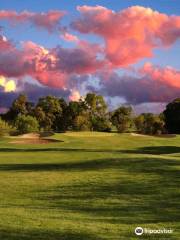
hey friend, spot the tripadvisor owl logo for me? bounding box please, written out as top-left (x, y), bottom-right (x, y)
top-left (135, 227), bottom-right (144, 235)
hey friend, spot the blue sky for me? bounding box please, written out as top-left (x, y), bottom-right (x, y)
top-left (1, 0), bottom-right (180, 14)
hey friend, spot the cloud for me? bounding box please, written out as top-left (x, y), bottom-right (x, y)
top-left (73, 5), bottom-right (180, 67)
top-left (0, 5), bottom-right (179, 114)
top-left (21, 41), bottom-right (68, 88)
top-left (140, 62), bottom-right (180, 88)
top-left (1, 34), bottom-right (178, 110)
top-left (0, 37), bottom-right (68, 88)
top-left (69, 89), bottom-right (81, 101)
top-left (53, 41), bottom-right (105, 74)
top-left (133, 102), bottom-right (167, 114)
top-left (0, 76), bottom-right (16, 92)
top-left (0, 35), bottom-right (104, 96)
top-left (0, 91), bottom-right (18, 109)
top-left (0, 82), bottom-right (70, 110)
top-left (21, 82), bottom-right (70, 102)
top-left (0, 34), bottom-right (13, 50)
top-left (61, 32), bottom-right (79, 42)
top-left (0, 10), bottom-right (65, 32)
top-left (95, 64), bottom-right (180, 104)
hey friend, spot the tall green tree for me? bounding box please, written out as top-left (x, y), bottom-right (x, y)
top-left (36, 96), bottom-right (62, 131)
top-left (34, 106), bottom-right (46, 130)
top-left (55, 98), bottom-right (68, 132)
top-left (74, 113), bottom-right (91, 131)
top-left (85, 93), bottom-right (110, 131)
top-left (85, 93), bottom-right (107, 117)
top-left (65, 100), bottom-right (87, 130)
top-left (111, 106), bottom-right (133, 133)
top-left (3, 94), bottom-right (32, 124)
top-left (163, 98), bottom-right (180, 133)
top-left (12, 94), bottom-right (28, 115)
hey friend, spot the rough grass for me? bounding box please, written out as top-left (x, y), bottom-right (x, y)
top-left (0, 132), bottom-right (179, 239)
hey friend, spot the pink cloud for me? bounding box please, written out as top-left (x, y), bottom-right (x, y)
top-left (1, 35), bottom-right (179, 106)
top-left (0, 36), bottom-right (104, 90)
top-left (73, 5), bottom-right (180, 67)
top-left (0, 10), bottom-right (65, 31)
top-left (69, 89), bottom-right (81, 101)
top-left (61, 32), bottom-right (79, 42)
top-left (1, 4), bottom-right (179, 109)
top-left (0, 34), bottom-right (13, 50)
top-left (141, 63), bottom-right (180, 88)
top-left (2, 40), bottom-right (69, 88)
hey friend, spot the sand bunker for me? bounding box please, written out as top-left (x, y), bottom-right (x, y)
top-left (131, 133), bottom-right (147, 137)
top-left (16, 133), bottom-right (40, 139)
top-left (10, 133), bottom-right (59, 144)
top-left (131, 133), bottom-right (176, 138)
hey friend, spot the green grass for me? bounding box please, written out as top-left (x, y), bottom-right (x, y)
top-left (0, 132), bottom-right (179, 239)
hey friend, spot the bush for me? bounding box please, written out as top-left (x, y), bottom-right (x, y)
top-left (73, 114), bottom-right (91, 131)
top-left (15, 115), bottom-right (39, 134)
top-left (0, 118), bottom-right (12, 136)
top-left (91, 116), bottom-right (111, 132)
top-left (134, 113), bottom-right (165, 135)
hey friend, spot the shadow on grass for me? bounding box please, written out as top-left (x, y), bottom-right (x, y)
top-left (42, 192), bottom-right (179, 226)
top-left (122, 146), bottom-right (180, 155)
top-left (0, 145), bottom-right (180, 155)
top-left (0, 157), bottom-right (179, 175)
top-left (0, 156), bottom-right (179, 239)
top-left (0, 144), bottom-right (179, 234)
top-left (0, 229), bottom-right (102, 240)
top-left (35, 160), bottom-right (179, 225)
top-left (1, 156), bottom-right (177, 225)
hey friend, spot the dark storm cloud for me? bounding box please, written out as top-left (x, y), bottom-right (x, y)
top-left (96, 70), bottom-right (180, 104)
top-left (0, 83), bottom-right (70, 110)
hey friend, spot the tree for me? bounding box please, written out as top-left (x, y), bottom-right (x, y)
top-left (134, 114), bottom-right (144, 133)
top-left (65, 100), bottom-right (87, 130)
top-left (85, 93), bottom-right (107, 117)
top-left (34, 106), bottom-right (46, 130)
top-left (134, 113), bottom-right (165, 135)
top-left (3, 94), bottom-right (30, 123)
top-left (15, 115), bottom-right (39, 134)
top-left (54, 98), bottom-right (68, 132)
top-left (84, 93), bottom-right (111, 131)
top-left (36, 96), bottom-right (62, 131)
top-left (91, 115), bottom-right (111, 132)
top-left (73, 113), bottom-right (91, 131)
top-left (163, 98), bottom-right (180, 133)
top-left (12, 94), bottom-right (28, 115)
top-left (111, 106), bottom-right (133, 133)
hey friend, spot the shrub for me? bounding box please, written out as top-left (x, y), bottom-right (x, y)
top-left (134, 113), bottom-right (165, 135)
top-left (73, 114), bottom-right (91, 131)
top-left (15, 115), bottom-right (39, 134)
top-left (0, 118), bottom-right (12, 136)
top-left (91, 116), bottom-right (111, 132)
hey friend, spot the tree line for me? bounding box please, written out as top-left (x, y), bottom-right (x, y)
top-left (0, 93), bottom-right (180, 135)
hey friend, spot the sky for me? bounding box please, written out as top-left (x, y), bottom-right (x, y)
top-left (0, 0), bottom-right (180, 113)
